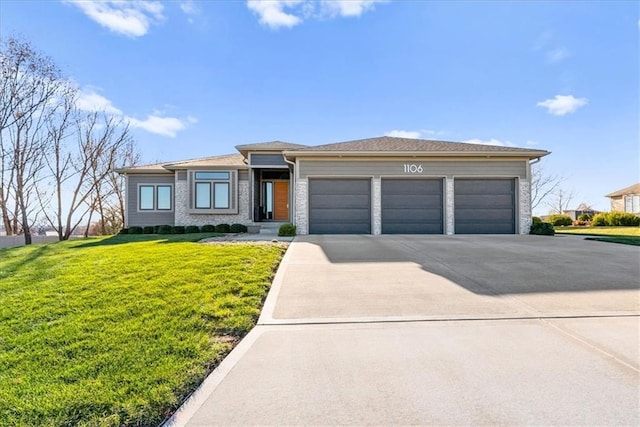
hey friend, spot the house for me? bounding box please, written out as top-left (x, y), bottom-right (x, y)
top-left (116, 136), bottom-right (550, 235)
top-left (606, 183), bottom-right (640, 214)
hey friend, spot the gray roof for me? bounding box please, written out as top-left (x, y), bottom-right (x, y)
top-left (289, 136), bottom-right (548, 155)
top-left (235, 141), bottom-right (307, 154)
top-left (606, 183), bottom-right (640, 198)
top-left (164, 153), bottom-right (246, 169)
top-left (116, 153), bottom-right (246, 174)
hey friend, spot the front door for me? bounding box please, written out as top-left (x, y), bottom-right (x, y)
top-left (273, 181), bottom-right (289, 221)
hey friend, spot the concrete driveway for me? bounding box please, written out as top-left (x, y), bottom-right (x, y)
top-left (170, 235), bottom-right (640, 426)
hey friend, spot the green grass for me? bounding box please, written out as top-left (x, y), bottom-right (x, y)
top-left (555, 226), bottom-right (640, 246)
top-left (0, 233), bottom-right (286, 426)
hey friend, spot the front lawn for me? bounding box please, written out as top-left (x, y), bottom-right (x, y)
top-left (0, 234), bottom-right (286, 426)
top-left (555, 226), bottom-right (640, 246)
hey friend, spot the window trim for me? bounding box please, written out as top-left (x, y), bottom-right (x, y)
top-left (189, 170), bottom-right (238, 214)
top-left (137, 184), bottom-right (174, 212)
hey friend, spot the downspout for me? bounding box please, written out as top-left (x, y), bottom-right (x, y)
top-left (283, 154), bottom-right (296, 226)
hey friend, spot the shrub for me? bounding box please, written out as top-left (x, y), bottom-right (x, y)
top-left (153, 225), bottom-right (161, 233)
top-left (128, 226), bottom-right (143, 234)
top-left (185, 225), bottom-right (200, 233)
top-left (547, 214), bottom-right (572, 227)
top-left (592, 213), bottom-right (608, 226)
top-left (215, 223), bottom-right (231, 233)
top-left (607, 211), bottom-right (640, 226)
top-left (572, 220), bottom-right (589, 227)
top-left (278, 223), bottom-right (296, 237)
top-left (143, 226), bottom-right (155, 234)
top-left (530, 222), bottom-right (554, 236)
top-left (171, 226), bottom-right (186, 234)
top-left (118, 228), bottom-right (129, 235)
top-left (532, 216), bottom-right (543, 224)
top-left (230, 223), bottom-right (248, 233)
top-left (577, 213), bottom-right (593, 221)
top-left (201, 224), bottom-right (216, 232)
top-left (157, 225), bottom-right (173, 234)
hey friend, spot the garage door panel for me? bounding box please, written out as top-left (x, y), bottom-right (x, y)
top-left (310, 208), bottom-right (370, 222)
top-left (309, 179), bottom-right (371, 234)
top-left (381, 179), bottom-right (443, 234)
top-left (310, 195), bottom-right (371, 209)
top-left (383, 208), bottom-right (442, 221)
top-left (455, 179), bottom-right (514, 194)
top-left (384, 195), bottom-right (443, 209)
top-left (454, 179), bottom-right (515, 234)
top-left (310, 180), bottom-right (370, 195)
top-left (455, 195), bottom-right (514, 208)
top-left (383, 222), bottom-right (443, 234)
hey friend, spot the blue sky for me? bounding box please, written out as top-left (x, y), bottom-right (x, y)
top-left (1, 0), bottom-right (638, 213)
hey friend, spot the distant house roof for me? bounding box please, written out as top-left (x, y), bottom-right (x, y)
top-left (606, 183), bottom-right (640, 198)
top-left (285, 136), bottom-right (549, 158)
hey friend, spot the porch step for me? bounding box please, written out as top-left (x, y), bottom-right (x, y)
top-left (258, 222), bottom-right (286, 235)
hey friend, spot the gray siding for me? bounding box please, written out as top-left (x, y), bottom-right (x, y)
top-left (250, 153), bottom-right (287, 166)
top-left (127, 175), bottom-right (175, 227)
top-left (299, 160), bottom-right (527, 179)
top-left (239, 170), bottom-right (249, 181)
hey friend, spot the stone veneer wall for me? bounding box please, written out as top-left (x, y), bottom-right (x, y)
top-left (294, 180), bottom-right (308, 234)
top-left (372, 178), bottom-right (381, 235)
top-left (445, 177), bottom-right (455, 235)
top-left (518, 178), bottom-right (532, 235)
top-left (174, 179), bottom-right (251, 226)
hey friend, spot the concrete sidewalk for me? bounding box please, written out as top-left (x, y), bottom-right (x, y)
top-left (168, 235), bottom-right (640, 426)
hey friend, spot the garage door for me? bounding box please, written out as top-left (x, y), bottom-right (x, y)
top-left (382, 179), bottom-right (443, 234)
top-left (309, 179), bottom-right (371, 234)
top-left (454, 179), bottom-right (516, 234)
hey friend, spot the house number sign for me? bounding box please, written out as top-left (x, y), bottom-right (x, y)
top-left (403, 164), bottom-right (423, 173)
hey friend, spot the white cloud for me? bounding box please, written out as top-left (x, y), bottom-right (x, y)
top-left (128, 115), bottom-right (190, 138)
top-left (320, 0), bottom-right (386, 17)
top-left (76, 89), bottom-right (123, 115)
top-left (546, 47), bottom-right (569, 63)
top-left (463, 138), bottom-right (515, 147)
top-left (385, 130), bottom-right (422, 139)
top-left (537, 94), bottom-right (588, 116)
top-left (75, 88), bottom-right (193, 137)
top-left (247, 0), bottom-right (304, 29)
top-left (246, 0), bottom-right (384, 29)
top-left (180, 0), bottom-right (200, 23)
top-left (65, 1), bottom-right (164, 37)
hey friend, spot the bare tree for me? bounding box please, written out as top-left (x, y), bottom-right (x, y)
top-left (547, 188), bottom-right (574, 215)
top-left (531, 163), bottom-right (563, 211)
top-left (54, 112), bottom-right (132, 240)
top-left (0, 37), bottom-right (66, 243)
top-left (106, 140), bottom-right (139, 229)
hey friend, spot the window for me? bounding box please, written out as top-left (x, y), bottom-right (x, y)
top-left (139, 185), bottom-right (172, 211)
top-left (626, 195), bottom-right (640, 213)
top-left (193, 171), bottom-right (233, 211)
top-left (195, 182), bottom-right (211, 208)
top-left (214, 183), bottom-right (229, 208)
top-left (195, 172), bottom-right (229, 180)
top-left (140, 186), bottom-right (155, 210)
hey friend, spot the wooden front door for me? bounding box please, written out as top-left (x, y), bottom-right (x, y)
top-left (273, 181), bottom-right (289, 221)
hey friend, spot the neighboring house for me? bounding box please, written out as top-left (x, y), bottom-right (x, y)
top-left (606, 183), bottom-right (640, 214)
top-left (116, 136), bottom-right (550, 235)
top-left (560, 209), bottom-right (601, 221)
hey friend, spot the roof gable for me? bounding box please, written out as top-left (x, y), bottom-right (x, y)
top-left (606, 183), bottom-right (640, 198)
